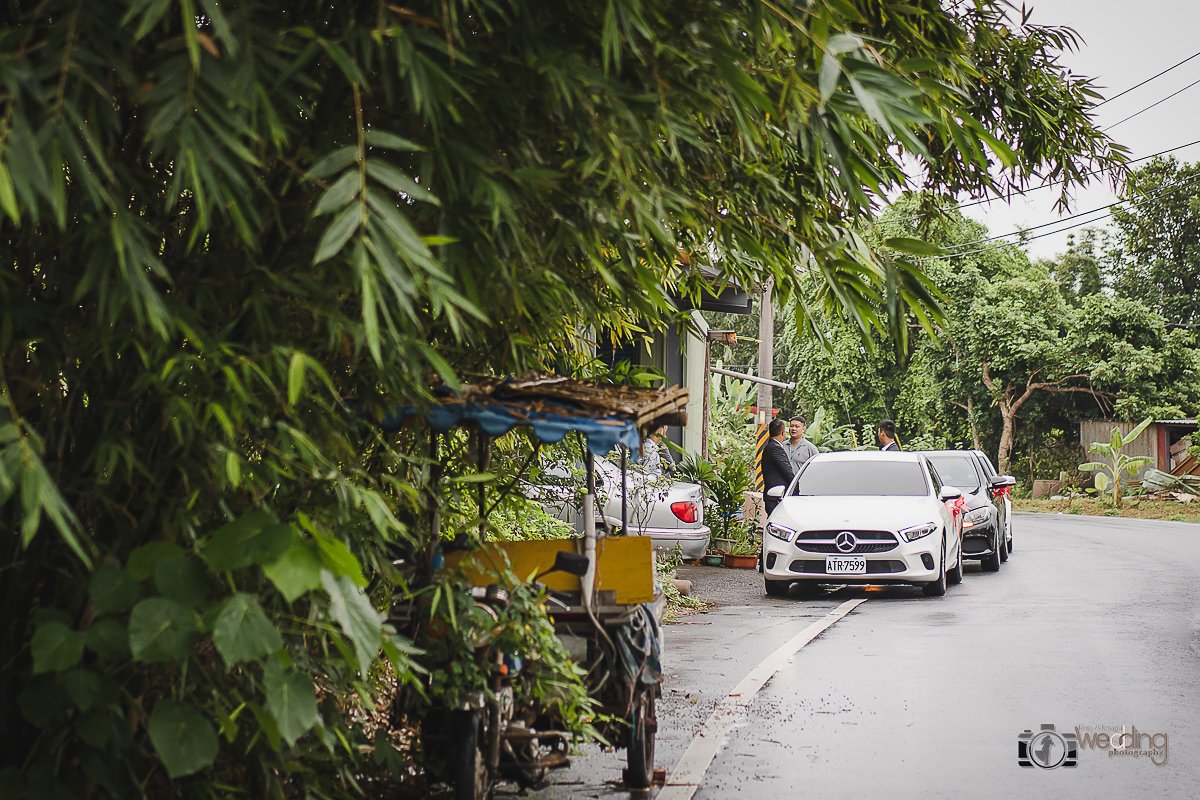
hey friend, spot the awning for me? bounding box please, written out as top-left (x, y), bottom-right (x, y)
top-left (376, 374), bottom-right (689, 455)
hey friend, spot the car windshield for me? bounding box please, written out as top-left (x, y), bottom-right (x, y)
top-left (793, 461), bottom-right (929, 497)
top-left (926, 456), bottom-right (981, 491)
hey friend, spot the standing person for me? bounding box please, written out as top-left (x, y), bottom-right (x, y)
top-left (761, 417), bottom-right (795, 516)
top-left (785, 415), bottom-right (819, 474)
top-left (643, 424), bottom-right (674, 476)
top-left (877, 419), bottom-right (900, 451)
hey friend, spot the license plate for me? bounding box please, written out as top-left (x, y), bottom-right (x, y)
top-left (825, 555), bottom-right (867, 575)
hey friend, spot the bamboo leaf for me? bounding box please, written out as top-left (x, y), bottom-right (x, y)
top-left (313, 204), bottom-right (361, 264)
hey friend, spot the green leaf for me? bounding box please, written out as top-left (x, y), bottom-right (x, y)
top-left (321, 570), bottom-right (383, 673)
top-left (263, 658), bottom-right (319, 746)
top-left (305, 146), bottom-right (357, 180)
top-left (89, 565), bottom-right (141, 616)
top-left (364, 130), bottom-right (424, 152)
top-left (65, 668), bottom-right (116, 711)
top-left (313, 171), bottom-right (360, 216)
top-left (128, 598), bottom-right (197, 662)
top-left (76, 708), bottom-right (120, 748)
top-left (18, 675), bottom-right (73, 728)
top-left (203, 514), bottom-right (292, 573)
top-left (287, 352), bottom-right (307, 407)
top-left (313, 203), bottom-right (361, 264)
top-left (211, 593), bottom-right (282, 669)
top-left (1094, 472), bottom-right (1111, 492)
top-left (0, 161), bottom-right (20, 225)
top-left (1078, 462), bottom-right (1106, 471)
top-left (1121, 417), bottom-right (1154, 446)
top-left (263, 534), bottom-right (324, 603)
top-left (148, 700), bottom-right (218, 778)
top-left (366, 160), bottom-right (440, 206)
top-left (225, 451), bottom-right (241, 487)
top-left (86, 619), bottom-right (131, 660)
top-left (31, 622), bottom-right (85, 674)
top-left (154, 556), bottom-right (210, 608)
top-left (884, 237), bottom-right (945, 257)
top-left (128, 542), bottom-right (186, 581)
top-left (313, 531), bottom-right (367, 588)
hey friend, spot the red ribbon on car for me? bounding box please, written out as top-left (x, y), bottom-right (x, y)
top-left (992, 486), bottom-right (1011, 498)
top-left (949, 496), bottom-right (966, 517)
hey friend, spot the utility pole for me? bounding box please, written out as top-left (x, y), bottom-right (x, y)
top-left (754, 278), bottom-right (774, 493)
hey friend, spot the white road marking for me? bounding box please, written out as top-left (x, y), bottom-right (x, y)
top-left (657, 598), bottom-right (867, 800)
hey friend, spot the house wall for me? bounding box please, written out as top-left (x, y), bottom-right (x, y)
top-left (683, 311), bottom-right (709, 457)
top-left (1077, 420), bottom-right (1157, 479)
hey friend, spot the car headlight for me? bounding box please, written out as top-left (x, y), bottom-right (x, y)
top-left (766, 522), bottom-right (796, 543)
top-left (899, 522), bottom-right (937, 542)
top-left (962, 507), bottom-right (990, 528)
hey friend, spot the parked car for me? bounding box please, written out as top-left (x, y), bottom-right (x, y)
top-left (530, 457), bottom-right (711, 560)
top-left (971, 449), bottom-right (1016, 554)
top-left (923, 450), bottom-right (1006, 571)
top-left (762, 451), bottom-right (964, 597)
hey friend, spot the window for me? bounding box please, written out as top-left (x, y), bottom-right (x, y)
top-left (927, 456), bottom-right (982, 492)
top-left (791, 460), bottom-right (930, 497)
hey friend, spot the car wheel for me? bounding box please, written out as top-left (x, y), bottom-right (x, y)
top-left (947, 536), bottom-right (963, 585)
top-left (765, 578), bottom-right (791, 597)
top-left (980, 528), bottom-right (1001, 572)
top-left (922, 540), bottom-right (948, 597)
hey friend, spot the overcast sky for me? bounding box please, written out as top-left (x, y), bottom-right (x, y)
top-left (954, 0), bottom-right (1200, 262)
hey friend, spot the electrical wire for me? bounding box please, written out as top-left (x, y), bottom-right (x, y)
top-left (1105, 76), bottom-right (1200, 131)
top-left (1094, 50), bottom-right (1200, 108)
top-left (886, 138), bottom-right (1200, 224)
top-left (939, 171), bottom-right (1200, 252)
top-left (923, 171), bottom-right (1200, 260)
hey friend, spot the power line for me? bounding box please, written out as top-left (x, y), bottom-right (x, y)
top-left (941, 171), bottom-right (1200, 251)
top-left (924, 172), bottom-right (1200, 260)
top-left (1105, 76), bottom-right (1200, 131)
top-left (1095, 51), bottom-right (1200, 108)
top-left (886, 138), bottom-right (1200, 223)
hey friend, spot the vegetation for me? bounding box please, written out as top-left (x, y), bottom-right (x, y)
top-left (1080, 418), bottom-right (1154, 507)
top-left (0, 0), bottom-right (1126, 796)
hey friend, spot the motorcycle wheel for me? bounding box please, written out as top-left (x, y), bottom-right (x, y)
top-left (625, 690), bottom-right (656, 789)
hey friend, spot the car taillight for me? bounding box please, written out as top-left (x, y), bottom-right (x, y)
top-left (671, 501), bottom-right (698, 523)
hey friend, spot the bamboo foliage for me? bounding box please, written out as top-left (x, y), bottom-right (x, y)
top-left (0, 0), bottom-right (1124, 795)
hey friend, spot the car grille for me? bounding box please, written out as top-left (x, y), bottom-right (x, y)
top-left (795, 530), bottom-right (899, 554)
top-left (962, 536), bottom-right (992, 555)
top-left (789, 559), bottom-right (907, 574)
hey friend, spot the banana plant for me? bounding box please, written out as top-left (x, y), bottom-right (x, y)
top-left (1079, 417), bottom-right (1154, 507)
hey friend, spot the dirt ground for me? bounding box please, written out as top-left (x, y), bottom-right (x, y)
top-left (1014, 496), bottom-right (1200, 523)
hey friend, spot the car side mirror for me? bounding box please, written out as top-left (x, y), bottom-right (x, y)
top-left (938, 486), bottom-right (963, 502)
top-left (766, 485), bottom-right (785, 498)
top-left (989, 475), bottom-right (1016, 489)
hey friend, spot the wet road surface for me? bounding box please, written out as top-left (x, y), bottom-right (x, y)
top-left (523, 512), bottom-right (1200, 799)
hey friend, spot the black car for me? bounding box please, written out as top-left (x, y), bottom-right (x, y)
top-left (970, 449), bottom-right (1015, 555)
top-left (922, 450), bottom-right (1015, 571)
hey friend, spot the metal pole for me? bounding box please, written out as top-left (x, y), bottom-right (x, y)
top-left (582, 449), bottom-right (597, 613)
top-left (710, 366), bottom-right (796, 390)
top-left (621, 444), bottom-right (628, 536)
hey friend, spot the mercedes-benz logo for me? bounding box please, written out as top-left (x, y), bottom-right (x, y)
top-left (835, 531), bottom-right (857, 552)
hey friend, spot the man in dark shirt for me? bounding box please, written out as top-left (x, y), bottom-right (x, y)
top-left (762, 417), bottom-right (795, 516)
top-left (877, 419), bottom-right (900, 451)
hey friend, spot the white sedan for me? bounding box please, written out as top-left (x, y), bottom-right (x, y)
top-left (763, 451), bottom-right (964, 597)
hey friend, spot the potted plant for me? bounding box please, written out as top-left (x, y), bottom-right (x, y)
top-left (723, 522), bottom-right (760, 569)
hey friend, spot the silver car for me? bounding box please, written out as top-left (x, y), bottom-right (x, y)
top-left (532, 457), bottom-right (711, 560)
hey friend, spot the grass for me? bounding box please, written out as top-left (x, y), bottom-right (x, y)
top-left (1013, 496), bottom-right (1200, 523)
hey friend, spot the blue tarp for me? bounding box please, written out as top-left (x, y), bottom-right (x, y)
top-left (378, 401), bottom-right (642, 456)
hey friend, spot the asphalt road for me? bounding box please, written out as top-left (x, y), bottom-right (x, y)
top-left (522, 512), bottom-right (1200, 799)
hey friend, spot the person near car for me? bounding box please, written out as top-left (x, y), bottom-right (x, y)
top-left (761, 417), bottom-right (795, 515)
top-left (785, 415), bottom-right (819, 473)
top-left (877, 419), bottom-right (900, 451)
top-left (642, 424), bottom-right (674, 476)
